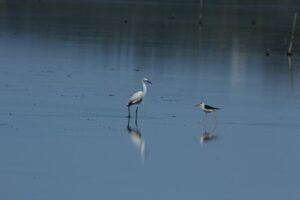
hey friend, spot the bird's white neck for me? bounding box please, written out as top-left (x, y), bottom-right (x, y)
top-left (142, 81), bottom-right (147, 96)
top-left (201, 103), bottom-right (205, 109)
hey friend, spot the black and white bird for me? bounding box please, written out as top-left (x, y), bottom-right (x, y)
top-left (127, 78), bottom-right (152, 118)
top-left (195, 102), bottom-right (220, 114)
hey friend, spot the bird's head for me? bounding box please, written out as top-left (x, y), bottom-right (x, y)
top-left (195, 101), bottom-right (204, 107)
top-left (143, 77), bottom-right (152, 84)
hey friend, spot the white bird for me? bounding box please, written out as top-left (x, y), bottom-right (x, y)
top-left (127, 78), bottom-right (152, 118)
top-left (195, 102), bottom-right (220, 114)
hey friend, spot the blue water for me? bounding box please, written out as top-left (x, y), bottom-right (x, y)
top-left (0, 1), bottom-right (300, 200)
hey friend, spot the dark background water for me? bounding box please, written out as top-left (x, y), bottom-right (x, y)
top-left (0, 1), bottom-right (300, 200)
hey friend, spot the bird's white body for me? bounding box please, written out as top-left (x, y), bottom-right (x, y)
top-left (128, 81), bottom-right (147, 105)
top-left (128, 91), bottom-right (143, 104)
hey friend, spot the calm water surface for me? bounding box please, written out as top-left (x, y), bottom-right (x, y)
top-left (0, 1), bottom-right (300, 200)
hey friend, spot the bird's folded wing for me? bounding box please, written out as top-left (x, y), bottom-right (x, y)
top-left (129, 91), bottom-right (143, 104)
top-left (205, 105), bottom-right (219, 110)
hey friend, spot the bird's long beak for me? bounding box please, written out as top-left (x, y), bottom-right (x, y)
top-left (195, 103), bottom-right (200, 107)
top-left (147, 80), bottom-right (152, 84)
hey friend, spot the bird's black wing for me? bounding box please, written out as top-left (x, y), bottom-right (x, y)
top-left (204, 104), bottom-right (220, 110)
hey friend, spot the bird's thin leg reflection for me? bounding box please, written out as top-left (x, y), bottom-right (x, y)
top-left (126, 118), bottom-right (146, 161)
top-left (288, 56), bottom-right (292, 70)
top-left (287, 56), bottom-right (295, 90)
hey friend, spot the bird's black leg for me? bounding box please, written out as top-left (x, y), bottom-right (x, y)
top-left (135, 116), bottom-right (138, 127)
top-left (127, 116), bottom-right (130, 128)
top-left (212, 117), bottom-right (217, 132)
top-left (127, 106), bottom-right (131, 118)
top-left (213, 114), bottom-right (218, 128)
top-left (204, 112), bottom-right (207, 123)
top-left (135, 106), bottom-right (139, 126)
top-left (202, 122), bottom-right (207, 133)
top-left (135, 106), bottom-right (139, 117)
top-left (135, 106), bottom-right (139, 118)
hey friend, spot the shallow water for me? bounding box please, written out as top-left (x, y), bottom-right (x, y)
top-left (0, 1), bottom-right (300, 200)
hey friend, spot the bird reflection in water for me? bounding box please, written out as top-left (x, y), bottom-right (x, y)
top-left (197, 131), bottom-right (217, 144)
top-left (126, 118), bottom-right (146, 161)
top-left (196, 119), bottom-right (218, 144)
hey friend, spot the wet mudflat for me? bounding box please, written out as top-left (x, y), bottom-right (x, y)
top-left (0, 1), bottom-right (300, 200)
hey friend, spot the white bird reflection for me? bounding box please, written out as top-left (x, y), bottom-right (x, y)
top-left (196, 119), bottom-right (218, 144)
top-left (126, 119), bottom-right (146, 161)
top-left (197, 131), bottom-right (217, 144)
